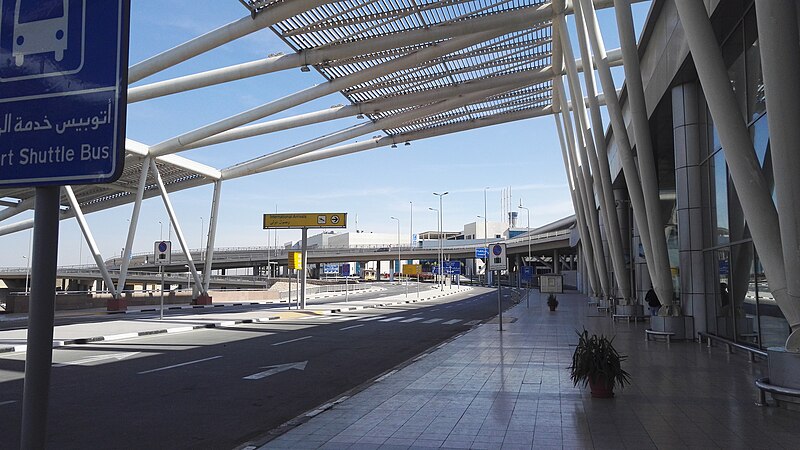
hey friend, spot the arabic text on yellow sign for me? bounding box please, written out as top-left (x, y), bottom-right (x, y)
top-left (263, 213), bottom-right (347, 229)
top-left (288, 251), bottom-right (303, 270)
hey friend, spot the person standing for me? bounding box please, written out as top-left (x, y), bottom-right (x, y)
top-left (646, 288), bottom-right (661, 316)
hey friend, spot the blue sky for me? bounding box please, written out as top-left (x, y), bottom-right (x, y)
top-left (0, 1), bottom-right (652, 267)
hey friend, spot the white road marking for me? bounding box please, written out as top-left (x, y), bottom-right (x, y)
top-left (378, 317), bottom-right (403, 322)
top-left (422, 318), bottom-right (443, 324)
top-left (340, 324), bottom-right (364, 331)
top-left (0, 400), bottom-right (16, 406)
top-left (138, 355), bottom-right (222, 375)
top-left (272, 336), bottom-right (313, 346)
top-left (243, 361), bottom-right (307, 380)
top-left (358, 316), bottom-right (386, 321)
top-left (400, 317), bottom-right (423, 323)
top-left (53, 352), bottom-right (140, 368)
top-left (334, 316), bottom-right (356, 321)
top-left (442, 319), bottom-right (462, 325)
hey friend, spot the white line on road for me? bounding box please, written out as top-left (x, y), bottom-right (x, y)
top-left (138, 355), bottom-right (223, 375)
top-left (53, 352), bottom-right (141, 368)
top-left (358, 315), bottom-right (386, 321)
top-left (0, 400), bottom-right (16, 406)
top-left (272, 336), bottom-right (312, 346)
top-left (400, 317), bottom-right (424, 323)
top-left (340, 324), bottom-right (364, 331)
top-left (378, 317), bottom-right (403, 322)
top-left (422, 318), bottom-right (443, 324)
top-left (442, 319), bottom-right (462, 325)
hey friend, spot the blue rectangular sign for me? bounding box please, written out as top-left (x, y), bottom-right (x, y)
top-left (521, 266), bottom-right (534, 282)
top-left (340, 264), bottom-right (350, 277)
top-left (443, 261), bottom-right (461, 275)
top-left (323, 263), bottom-right (339, 274)
top-left (475, 247), bottom-right (488, 258)
top-left (0, 0), bottom-right (130, 187)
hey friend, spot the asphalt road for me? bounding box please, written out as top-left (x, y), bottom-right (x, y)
top-left (0, 287), bottom-right (521, 449)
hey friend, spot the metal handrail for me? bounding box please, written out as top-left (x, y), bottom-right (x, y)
top-left (698, 331), bottom-right (767, 361)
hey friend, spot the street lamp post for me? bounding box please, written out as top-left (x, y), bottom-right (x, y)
top-left (390, 216), bottom-right (400, 285)
top-left (519, 200), bottom-right (531, 307)
top-left (158, 220), bottom-right (163, 241)
top-left (429, 207), bottom-right (440, 288)
top-left (433, 192), bottom-right (448, 290)
top-left (409, 201), bottom-right (413, 247)
top-left (484, 187), bottom-right (490, 286)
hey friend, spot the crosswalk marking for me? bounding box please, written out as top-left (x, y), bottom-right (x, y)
top-left (422, 318), bottom-right (443, 324)
top-left (379, 317), bottom-right (404, 322)
top-left (400, 317), bottom-right (423, 323)
top-left (442, 319), bottom-right (461, 325)
top-left (358, 316), bottom-right (386, 321)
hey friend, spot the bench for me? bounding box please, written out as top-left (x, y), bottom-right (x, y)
top-left (755, 377), bottom-right (800, 407)
top-left (645, 329), bottom-right (675, 343)
top-left (613, 314), bottom-right (646, 323)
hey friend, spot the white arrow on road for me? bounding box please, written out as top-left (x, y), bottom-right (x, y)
top-left (52, 352), bottom-right (141, 368)
top-left (243, 361), bottom-right (307, 380)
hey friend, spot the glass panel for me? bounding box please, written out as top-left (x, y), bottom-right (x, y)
top-left (710, 150), bottom-right (729, 245)
top-left (730, 242), bottom-right (755, 343)
top-left (750, 114), bottom-right (775, 200)
top-left (715, 249), bottom-right (735, 340)
top-left (744, 9), bottom-right (765, 121)
top-left (724, 23), bottom-right (747, 119)
top-left (754, 254), bottom-right (790, 348)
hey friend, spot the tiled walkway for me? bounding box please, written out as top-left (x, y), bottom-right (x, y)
top-left (260, 290), bottom-right (800, 449)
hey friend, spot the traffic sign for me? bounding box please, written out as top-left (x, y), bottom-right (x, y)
top-left (288, 251), bottom-right (303, 270)
top-left (340, 264), bottom-right (350, 276)
top-left (443, 261), bottom-right (461, 275)
top-left (263, 213), bottom-right (347, 229)
top-left (488, 243), bottom-right (507, 270)
top-left (521, 266), bottom-right (534, 282)
top-left (475, 247), bottom-right (488, 259)
top-left (402, 264), bottom-right (421, 275)
top-left (0, 0), bottom-right (131, 187)
top-left (154, 240), bottom-right (171, 265)
top-left (323, 263), bottom-right (339, 274)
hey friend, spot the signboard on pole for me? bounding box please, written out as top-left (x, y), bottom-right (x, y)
top-left (443, 261), bottom-right (461, 275)
top-left (475, 247), bottom-right (488, 259)
top-left (0, 0), bottom-right (131, 187)
top-left (288, 251), bottom-right (303, 270)
top-left (402, 263), bottom-right (421, 275)
top-left (154, 240), bottom-right (171, 265)
top-left (323, 263), bottom-right (339, 274)
top-left (521, 266), bottom-right (533, 282)
top-left (263, 213), bottom-right (347, 229)
top-left (340, 264), bottom-right (350, 277)
top-left (488, 243), bottom-right (507, 270)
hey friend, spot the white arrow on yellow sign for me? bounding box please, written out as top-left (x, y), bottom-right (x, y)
top-left (263, 213), bottom-right (347, 229)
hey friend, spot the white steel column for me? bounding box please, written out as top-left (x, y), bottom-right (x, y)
top-left (149, 30), bottom-right (507, 157)
top-left (554, 111), bottom-right (596, 296)
top-left (149, 159), bottom-right (204, 292)
top-left (117, 158), bottom-right (151, 295)
top-left (555, 80), bottom-right (601, 297)
top-left (128, 0), bottom-right (335, 83)
top-left (64, 187), bottom-right (118, 298)
top-left (573, 1), bottom-right (632, 302)
top-left (613, 0), bottom-right (674, 308)
top-left (556, 14), bottom-right (610, 299)
top-left (202, 181), bottom-right (222, 293)
top-left (674, 1), bottom-right (798, 338)
top-left (580, 0), bottom-right (660, 307)
top-left (755, 0), bottom-right (800, 342)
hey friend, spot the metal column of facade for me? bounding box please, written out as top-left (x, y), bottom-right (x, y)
top-left (573, 0), bottom-right (632, 302)
top-left (117, 158), bottom-right (151, 295)
top-left (202, 181), bottom-right (223, 293)
top-left (612, 0), bottom-right (674, 307)
top-left (754, 0), bottom-right (800, 343)
top-left (674, 0), bottom-right (798, 339)
top-left (579, 0), bottom-right (660, 306)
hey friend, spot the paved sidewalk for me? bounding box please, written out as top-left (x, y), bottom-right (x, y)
top-left (0, 284), bottom-right (473, 354)
top-left (258, 290), bottom-right (800, 450)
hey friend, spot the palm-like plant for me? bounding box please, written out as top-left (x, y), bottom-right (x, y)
top-left (568, 329), bottom-right (631, 391)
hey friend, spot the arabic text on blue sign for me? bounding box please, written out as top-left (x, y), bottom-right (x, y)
top-left (0, 0), bottom-right (130, 187)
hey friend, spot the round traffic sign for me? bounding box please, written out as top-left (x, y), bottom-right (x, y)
top-left (492, 244), bottom-right (503, 256)
top-left (158, 241), bottom-right (168, 252)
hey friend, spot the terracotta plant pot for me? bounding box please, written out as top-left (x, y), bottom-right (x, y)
top-left (589, 377), bottom-right (614, 398)
top-left (549, 305), bottom-right (557, 311)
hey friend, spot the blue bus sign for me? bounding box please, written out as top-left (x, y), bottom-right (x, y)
top-left (340, 264), bottom-right (350, 277)
top-left (0, 0), bottom-right (131, 187)
top-left (521, 266), bottom-right (534, 282)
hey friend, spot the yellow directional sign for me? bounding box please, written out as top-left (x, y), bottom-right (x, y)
top-left (402, 264), bottom-right (422, 275)
top-left (288, 251), bottom-right (303, 270)
top-left (263, 213), bottom-right (347, 229)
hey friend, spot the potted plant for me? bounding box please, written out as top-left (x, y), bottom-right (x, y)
top-left (547, 293), bottom-right (558, 311)
top-left (568, 329), bottom-right (631, 398)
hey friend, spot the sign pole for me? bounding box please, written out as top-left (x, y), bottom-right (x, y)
top-left (497, 269), bottom-right (503, 332)
top-left (160, 265), bottom-right (165, 320)
top-left (345, 274), bottom-right (348, 302)
top-left (288, 270), bottom-right (292, 310)
top-left (300, 227), bottom-right (307, 309)
top-left (20, 187), bottom-right (61, 449)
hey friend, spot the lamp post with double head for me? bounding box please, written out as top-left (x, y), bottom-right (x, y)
top-left (433, 192), bottom-right (448, 290)
top-left (429, 207), bottom-right (440, 288)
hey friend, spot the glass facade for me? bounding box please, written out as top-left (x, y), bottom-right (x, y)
top-left (702, 2), bottom-right (789, 348)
